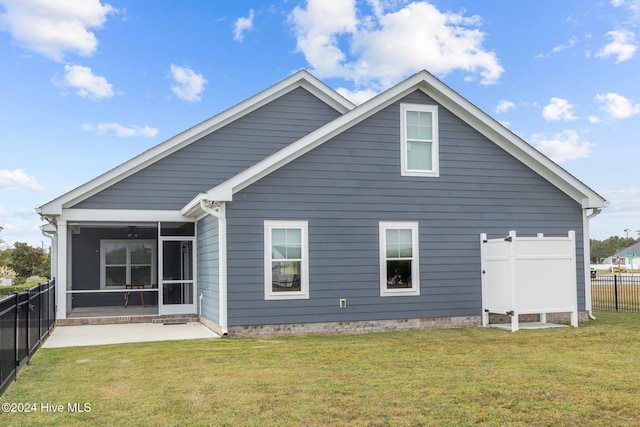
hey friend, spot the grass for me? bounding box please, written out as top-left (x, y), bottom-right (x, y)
top-left (2, 312), bottom-right (639, 426)
top-left (592, 284), bottom-right (640, 311)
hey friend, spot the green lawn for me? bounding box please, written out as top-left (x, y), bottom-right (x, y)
top-left (2, 312), bottom-right (639, 426)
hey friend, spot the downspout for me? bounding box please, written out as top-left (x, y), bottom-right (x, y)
top-left (40, 227), bottom-right (55, 279)
top-left (584, 208), bottom-right (602, 320)
top-left (200, 200), bottom-right (228, 336)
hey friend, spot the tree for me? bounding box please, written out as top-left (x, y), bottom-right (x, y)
top-left (590, 236), bottom-right (638, 264)
top-left (5, 242), bottom-right (50, 278)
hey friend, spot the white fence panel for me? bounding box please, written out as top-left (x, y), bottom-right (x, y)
top-left (481, 236), bottom-right (513, 314)
top-left (481, 230), bottom-right (578, 331)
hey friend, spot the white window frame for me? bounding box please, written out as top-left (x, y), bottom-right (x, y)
top-left (379, 221), bottom-right (420, 297)
top-left (264, 221), bottom-right (309, 300)
top-left (100, 240), bottom-right (156, 289)
top-left (400, 103), bottom-right (439, 177)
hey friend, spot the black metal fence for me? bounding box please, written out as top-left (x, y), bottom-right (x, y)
top-left (591, 274), bottom-right (640, 313)
top-left (0, 280), bottom-right (56, 396)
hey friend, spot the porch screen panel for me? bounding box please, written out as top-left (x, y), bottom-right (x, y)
top-left (105, 243), bottom-right (127, 287)
top-left (102, 241), bottom-right (155, 287)
top-left (131, 243), bottom-right (153, 285)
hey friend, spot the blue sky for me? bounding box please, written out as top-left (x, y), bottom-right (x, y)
top-left (1, 0), bottom-right (639, 249)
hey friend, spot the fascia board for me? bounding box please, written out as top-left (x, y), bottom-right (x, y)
top-left (188, 69), bottom-right (606, 210)
top-left (198, 73), bottom-right (425, 203)
top-left (411, 74), bottom-right (607, 209)
top-left (180, 193), bottom-right (207, 218)
top-left (59, 209), bottom-right (188, 222)
top-left (39, 70), bottom-right (354, 216)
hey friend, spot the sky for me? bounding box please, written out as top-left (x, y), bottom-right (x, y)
top-left (1, 0), bottom-right (640, 250)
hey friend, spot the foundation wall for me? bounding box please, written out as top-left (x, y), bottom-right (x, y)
top-left (488, 311), bottom-right (589, 324)
top-left (56, 314), bottom-right (198, 326)
top-left (227, 315), bottom-right (482, 338)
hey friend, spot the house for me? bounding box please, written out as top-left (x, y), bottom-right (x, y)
top-left (595, 241), bottom-right (640, 271)
top-left (38, 69), bottom-right (606, 336)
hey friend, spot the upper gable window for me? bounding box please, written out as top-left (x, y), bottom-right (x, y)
top-left (400, 104), bottom-right (439, 177)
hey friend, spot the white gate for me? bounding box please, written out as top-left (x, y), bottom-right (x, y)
top-left (480, 230), bottom-right (578, 331)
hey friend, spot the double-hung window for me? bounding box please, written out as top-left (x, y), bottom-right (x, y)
top-left (101, 240), bottom-right (155, 288)
top-left (400, 104), bottom-right (439, 177)
top-left (264, 221), bottom-right (309, 300)
top-left (379, 222), bottom-right (420, 296)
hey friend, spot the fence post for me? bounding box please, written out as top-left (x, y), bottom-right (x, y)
top-left (13, 292), bottom-right (19, 370)
top-left (614, 274), bottom-right (619, 311)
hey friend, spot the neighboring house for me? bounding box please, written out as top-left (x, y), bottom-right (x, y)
top-left (38, 70), bottom-right (606, 336)
top-left (596, 242), bottom-right (640, 270)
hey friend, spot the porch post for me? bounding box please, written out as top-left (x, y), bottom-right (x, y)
top-left (55, 220), bottom-right (68, 319)
top-left (200, 200), bottom-right (228, 335)
top-left (218, 204), bottom-right (228, 335)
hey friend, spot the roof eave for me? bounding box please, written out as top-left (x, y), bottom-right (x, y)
top-left (185, 70), bottom-right (606, 211)
top-left (39, 70), bottom-right (355, 215)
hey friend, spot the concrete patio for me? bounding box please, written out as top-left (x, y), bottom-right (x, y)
top-left (43, 322), bottom-right (220, 348)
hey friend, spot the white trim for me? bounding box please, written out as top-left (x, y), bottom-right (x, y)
top-left (379, 221), bottom-right (420, 297)
top-left (55, 220), bottom-right (68, 319)
top-left (158, 236), bottom-right (197, 315)
top-left (583, 209), bottom-right (593, 315)
top-left (99, 240), bottom-right (157, 289)
top-left (400, 103), bottom-right (439, 177)
top-left (200, 201), bottom-right (228, 335)
top-left (217, 208), bottom-right (228, 334)
top-left (264, 220), bottom-right (309, 300)
top-left (38, 70), bottom-right (355, 216)
top-left (58, 209), bottom-right (189, 222)
top-left (189, 70), bottom-right (605, 211)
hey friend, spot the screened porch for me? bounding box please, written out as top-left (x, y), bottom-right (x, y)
top-left (65, 221), bottom-right (196, 319)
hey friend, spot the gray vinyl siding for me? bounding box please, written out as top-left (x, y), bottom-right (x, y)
top-left (197, 215), bottom-right (219, 322)
top-left (225, 90), bottom-right (585, 327)
top-left (73, 87), bottom-right (343, 210)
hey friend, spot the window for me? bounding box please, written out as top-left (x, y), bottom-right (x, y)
top-left (101, 240), bottom-right (155, 288)
top-left (400, 104), bottom-right (439, 177)
top-left (379, 222), bottom-right (420, 296)
top-left (264, 221), bottom-right (309, 300)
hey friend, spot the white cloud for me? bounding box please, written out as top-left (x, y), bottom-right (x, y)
top-left (0, 169), bottom-right (45, 192)
top-left (536, 37), bottom-right (579, 58)
top-left (596, 30), bottom-right (638, 62)
top-left (289, 0), bottom-right (358, 78)
top-left (58, 64), bottom-right (114, 100)
top-left (495, 100), bottom-right (515, 114)
top-left (611, 0), bottom-right (640, 22)
top-left (542, 97), bottom-right (577, 121)
top-left (531, 130), bottom-right (594, 163)
top-left (233, 9), bottom-right (255, 42)
top-left (595, 92), bottom-right (640, 119)
top-left (288, 0), bottom-right (503, 89)
top-left (0, 0), bottom-right (116, 61)
top-left (552, 37), bottom-right (578, 53)
top-left (335, 87), bottom-right (379, 105)
top-left (82, 122), bottom-right (158, 137)
top-left (169, 64), bottom-right (207, 102)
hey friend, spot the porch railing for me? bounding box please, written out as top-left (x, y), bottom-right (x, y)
top-left (0, 280), bottom-right (56, 396)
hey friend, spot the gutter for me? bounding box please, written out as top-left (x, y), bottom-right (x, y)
top-left (585, 208), bottom-right (603, 320)
top-left (40, 224), bottom-right (56, 280)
